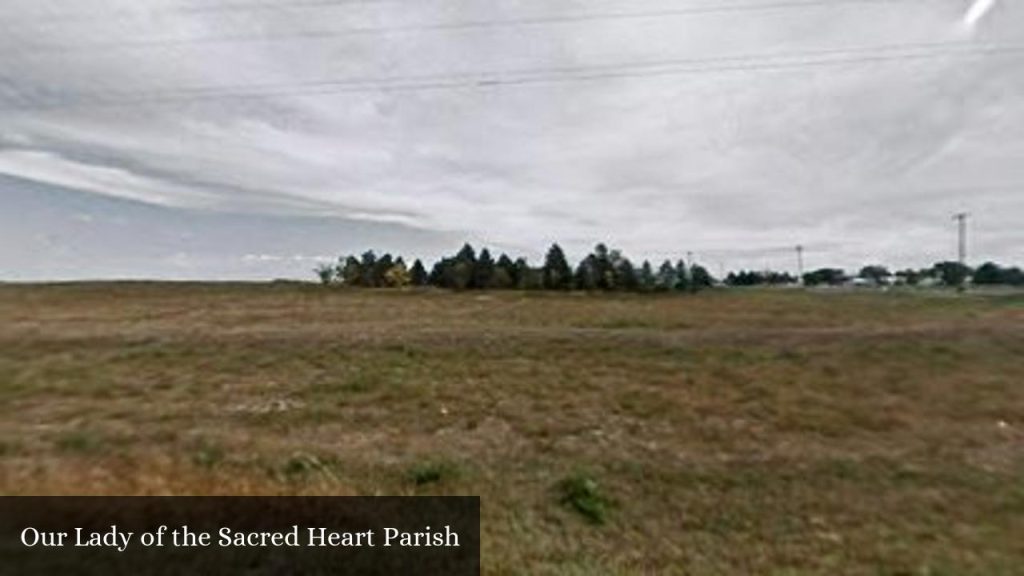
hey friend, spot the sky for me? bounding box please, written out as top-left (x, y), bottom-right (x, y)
top-left (0, 0), bottom-right (1021, 281)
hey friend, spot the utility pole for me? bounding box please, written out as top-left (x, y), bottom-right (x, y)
top-left (953, 212), bottom-right (968, 266)
top-left (795, 245), bottom-right (805, 284)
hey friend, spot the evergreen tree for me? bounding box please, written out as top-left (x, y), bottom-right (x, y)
top-left (359, 250), bottom-right (378, 287)
top-left (409, 259), bottom-right (429, 286)
top-left (456, 243), bottom-right (477, 264)
top-left (475, 248), bottom-right (496, 289)
top-left (691, 264), bottom-right (713, 290)
top-left (656, 260), bottom-right (676, 292)
top-left (495, 254), bottom-right (517, 289)
top-left (574, 255), bottom-right (599, 291)
top-left (372, 253), bottom-right (394, 287)
top-left (521, 267), bottom-right (545, 290)
top-left (491, 267), bottom-right (513, 289)
top-left (674, 259), bottom-right (690, 292)
top-left (513, 258), bottom-right (531, 290)
top-left (450, 260), bottom-right (474, 290)
top-left (451, 244), bottom-right (478, 290)
top-left (638, 260), bottom-right (656, 292)
top-left (615, 258), bottom-right (639, 292)
top-left (591, 244), bottom-right (614, 290)
top-left (339, 256), bottom-right (363, 286)
top-left (429, 258), bottom-right (451, 287)
top-left (542, 243), bottom-right (573, 290)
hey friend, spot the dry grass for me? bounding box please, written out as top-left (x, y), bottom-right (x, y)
top-left (1, 283), bottom-right (1023, 574)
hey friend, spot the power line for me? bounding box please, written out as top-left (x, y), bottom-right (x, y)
top-left (12, 0), bottom-right (941, 53)
top-left (50, 39), bottom-right (988, 98)
top-left (4, 41), bottom-right (1020, 111)
top-left (0, 0), bottom-right (389, 24)
top-left (2, 0), bottom-right (933, 25)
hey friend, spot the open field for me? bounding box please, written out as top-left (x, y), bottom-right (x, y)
top-left (1, 284), bottom-right (1022, 574)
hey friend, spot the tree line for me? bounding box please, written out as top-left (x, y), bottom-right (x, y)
top-left (727, 262), bottom-right (1023, 287)
top-left (315, 243), bottom-right (713, 292)
top-left (316, 243), bottom-right (1023, 290)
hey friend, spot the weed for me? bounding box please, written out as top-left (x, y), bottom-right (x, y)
top-left (408, 461), bottom-right (459, 486)
top-left (191, 439), bottom-right (225, 469)
top-left (281, 453), bottom-right (336, 482)
top-left (559, 472), bottom-right (611, 525)
top-left (54, 430), bottom-right (103, 454)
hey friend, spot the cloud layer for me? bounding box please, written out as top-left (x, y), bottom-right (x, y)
top-left (1, 0), bottom-right (1021, 279)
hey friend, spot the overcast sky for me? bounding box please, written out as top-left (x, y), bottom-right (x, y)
top-left (0, 0), bottom-right (1021, 280)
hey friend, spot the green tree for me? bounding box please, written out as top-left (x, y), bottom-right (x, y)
top-left (973, 262), bottom-right (1003, 285)
top-left (456, 243), bottom-right (477, 263)
top-left (726, 270), bottom-right (762, 286)
top-left (932, 261), bottom-right (972, 287)
top-left (475, 248), bottom-right (496, 289)
top-left (513, 258), bottom-right (531, 290)
top-left (314, 263), bottom-right (335, 285)
top-left (490, 266), bottom-right (513, 289)
top-left (453, 244), bottom-right (478, 289)
top-left (615, 258), bottom-right (639, 292)
top-left (638, 260), bottom-right (656, 292)
top-left (359, 251), bottom-right (378, 286)
top-left (656, 260), bottom-right (676, 292)
top-left (409, 259), bottom-right (429, 286)
top-left (591, 244), bottom-right (615, 290)
top-left (542, 244), bottom-right (573, 290)
top-left (521, 267), bottom-right (545, 290)
top-left (674, 260), bottom-right (690, 292)
top-left (895, 268), bottom-right (921, 286)
top-left (803, 268), bottom-right (846, 286)
top-left (339, 256), bottom-right (362, 286)
top-left (372, 253), bottom-right (394, 287)
top-left (495, 254), bottom-right (517, 288)
top-left (858, 265), bottom-right (891, 284)
top-left (450, 260), bottom-right (474, 290)
top-left (574, 255), bottom-right (599, 291)
top-left (691, 264), bottom-right (713, 290)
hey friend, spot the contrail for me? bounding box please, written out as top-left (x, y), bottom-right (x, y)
top-left (964, 0), bottom-right (998, 28)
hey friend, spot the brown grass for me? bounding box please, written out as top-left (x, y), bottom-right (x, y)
top-left (1, 283), bottom-right (1023, 574)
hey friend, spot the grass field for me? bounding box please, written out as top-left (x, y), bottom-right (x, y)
top-left (1, 284), bottom-right (1022, 574)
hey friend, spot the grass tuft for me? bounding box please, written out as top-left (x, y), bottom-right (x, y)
top-left (559, 472), bottom-right (612, 525)
top-left (408, 461), bottom-right (459, 486)
top-left (54, 430), bottom-right (104, 454)
top-left (191, 439), bottom-right (225, 469)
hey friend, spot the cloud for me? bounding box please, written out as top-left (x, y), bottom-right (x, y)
top-left (0, 0), bottom-right (1022, 279)
top-left (0, 149), bottom-right (217, 207)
